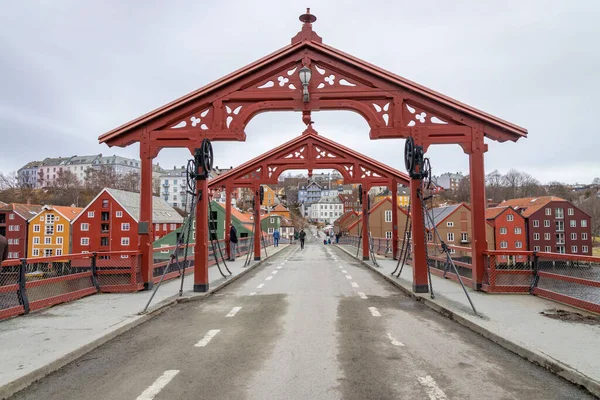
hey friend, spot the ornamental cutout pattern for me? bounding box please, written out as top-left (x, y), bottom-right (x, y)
top-left (170, 108), bottom-right (211, 130)
top-left (404, 103), bottom-right (448, 127)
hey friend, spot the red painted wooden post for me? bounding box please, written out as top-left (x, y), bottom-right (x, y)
top-left (410, 178), bottom-right (428, 293)
top-left (469, 132), bottom-right (488, 290)
top-left (139, 142), bottom-right (154, 290)
top-left (391, 179), bottom-right (399, 260)
top-left (225, 187), bottom-right (232, 258)
top-left (193, 169), bottom-right (209, 292)
top-left (254, 185), bottom-right (262, 261)
top-left (361, 185), bottom-right (369, 261)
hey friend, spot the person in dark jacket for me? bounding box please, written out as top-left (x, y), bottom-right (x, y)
top-left (229, 224), bottom-right (238, 261)
top-left (0, 234), bottom-right (8, 264)
top-left (299, 229), bottom-right (306, 250)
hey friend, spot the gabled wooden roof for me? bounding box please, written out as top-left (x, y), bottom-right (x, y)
top-left (99, 13), bottom-right (527, 146)
top-left (208, 128), bottom-right (410, 187)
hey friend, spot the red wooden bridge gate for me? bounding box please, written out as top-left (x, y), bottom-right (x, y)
top-left (98, 9), bottom-right (527, 293)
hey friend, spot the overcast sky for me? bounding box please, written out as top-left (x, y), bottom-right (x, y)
top-left (1, 1), bottom-right (599, 184)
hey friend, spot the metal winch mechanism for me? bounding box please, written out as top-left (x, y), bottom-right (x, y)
top-left (393, 137), bottom-right (478, 315)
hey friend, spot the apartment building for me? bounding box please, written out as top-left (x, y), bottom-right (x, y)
top-left (27, 205), bottom-right (82, 258)
top-left (0, 203), bottom-right (43, 259)
top-left (71, 188), bottom-right (183, 254)
top-left (499, 197), bottom-right (592, 255)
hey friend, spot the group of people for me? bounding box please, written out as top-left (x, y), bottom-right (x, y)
top-left (226, 224), bottom-right (308, 261)
top-left (323, 231), bottom-right (341, 245)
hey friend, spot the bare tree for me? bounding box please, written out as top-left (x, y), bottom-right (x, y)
top-left (0, 172), bottom-right (18, 190)
top-left (51, 170), bottom-right (83, 206)
top-left (117, 172), bottom-right (140, 192)
top-left (580, 196), bottom-right (600, 243)
top-left (546, 181), bottom-right (574, 201)
top-left (85, 165), bottom-right (118, 192)
top-left (455, 176), bottom-right (471, 203)
top-left (485, 170), bottom-right (504, 201)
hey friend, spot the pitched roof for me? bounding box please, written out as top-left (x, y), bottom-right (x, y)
top-left (425, 204), bottom-right (462, 230)
top-left (38, 205), bottom-right (83, 221)
top-left (99, 19), bottom-right (526, 145)
top-left (498, 196), bottom-right (565, 218)
top-left (108, 188), bottom-right (184, 224)
top-left (272, 204), bottom-right (290, 213)
top-left (0, 201), bottom-right (6, 207)
top-left (485, 206), bottom-right (510, 220)
top-left (73, 188), bottom-right (183, 224)
top-left (0, 203), bottom-right (44, 220)
top-left (18, 161), bottom-right (42, 170)
top-left (334, 210), bottom-right (358, 225)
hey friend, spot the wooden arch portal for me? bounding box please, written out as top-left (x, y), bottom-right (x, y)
top-left (98, 9), bottom-right (527, 293)
top-left (208, 124), bottom-right (411, 264)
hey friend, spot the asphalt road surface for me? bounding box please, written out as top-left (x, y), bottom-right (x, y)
top-left (12, 232), bottom-right (593, 399)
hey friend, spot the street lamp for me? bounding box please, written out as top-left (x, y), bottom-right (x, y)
top-left (299, 66), bottom-right (312, 103)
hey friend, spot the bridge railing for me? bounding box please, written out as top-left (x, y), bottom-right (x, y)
top-left (0, 252), bottom-right (142, 320)
top-left (338, 235), bottom-right (600, 313)
top-left (532, 252), bottom-right (600, 313)
top-left (482, 250), bottom-right (535, 293)
top-left (0, 235), bottom-right (284, 320)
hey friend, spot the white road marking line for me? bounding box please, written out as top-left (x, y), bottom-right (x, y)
top-left (194, 329), bottom-right (221, 347)
top-left (417, 375), bottom-right (447, 400)
top-left (249, 292), bottom-right (257, 296)
top-left (257, 283), bottom-right (264, 289)
top-left (277, 266), bottom-right (282, 269)
top-left (136, 370), bottom-right (180, 400)
top-left (226, 307), bottom-right (242, 317)
top-left (272, 270), bottom-right (278, 274)
top-left (342, 270), bottom-right (347, 273)
top-left (266, 276), bottom-right (273, 280)
top-left (386, 332), bottom-right (405, 346)
top-left (357, 292), bottom-right (368, 299)
top-left (346, 275), bottom-right (352, 280)
top-left (368, 307), bottom-right (381, 317)
top-left (351, 282), bottom-right (359, 288)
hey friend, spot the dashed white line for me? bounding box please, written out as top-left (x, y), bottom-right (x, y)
top-left (266, 276), bottom-right (273, 281)
top-left (257, 283), bottom-right (264, 289)
top-left (136, 370), bottom-right (180, 400)
top-left (417, 375), bottom-right (447, 400)
top-left (277, 266), bottom-right (282, 269)
top-left (226, 307), bottom-right (242, 317)
top-left (357, 292), bottom-right (368, 299)
top-left (351, 282), bottom-right (359, 288)
top-left (368, 307), bottom-right (381, 317)
top-left (342, 270), bottom-right (347, 273)
top-left (346, 275), bottom-right (352, 280)
top-left (249, 292), bottom-right (257, 296)
top-left (272, 270), bottom-right (278, 275)
top-left (195, 329), bottom-right (221, 347)
top-left (386, 332), bottom-right (405, 346)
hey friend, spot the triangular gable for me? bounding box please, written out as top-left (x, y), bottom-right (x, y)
top-left (208, 127), bottom-right (409, 187)
top-left (99, 12), bottom-right (526, 148)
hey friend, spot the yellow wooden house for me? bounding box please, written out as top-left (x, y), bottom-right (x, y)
top-left (28, 205), bottom-right (82, 258)
top-left (261, 185), bottom-right (277, 207)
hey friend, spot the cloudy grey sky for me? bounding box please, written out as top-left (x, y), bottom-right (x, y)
top-left (1, 1), bottom-right (599, 184)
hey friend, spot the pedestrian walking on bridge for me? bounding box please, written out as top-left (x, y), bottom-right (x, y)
top-left (299, 229), bottom-right (306, 250)
top-left (273, 229), bottom-right (280, 247)
top-left (228, 224), bottom-right (238, 261)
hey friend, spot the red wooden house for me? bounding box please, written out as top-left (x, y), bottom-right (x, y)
top-left (499, 197), bottom-right (592, 255)
top-left (485, 206), bottom-right (528, 263)
top-left (71, 188), bottom-right (183, 255)
top-left (0, 203), bottom-right (43, 259)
